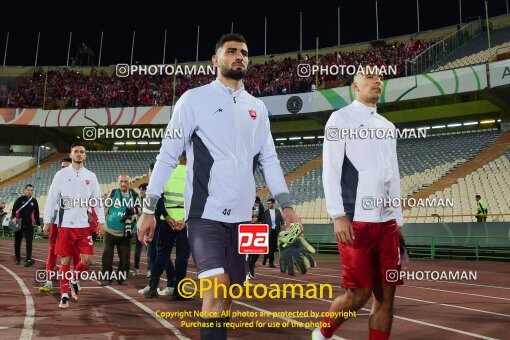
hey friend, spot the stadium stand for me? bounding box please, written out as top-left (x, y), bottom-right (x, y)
top-left (0, 152), bottom-right (33, 157)
top-left (0, 150), bottom-right (157, 215)
top-left (0, 129), bottom-right (506, 223)
top-left (254, 144), bottom-right (323, 191)
top-left (0, 129), bottom-right (504, 223)
top-left (405, 149), bottom-right (510, 223)
top-left (0, 41), bottom-right (431, 109)
top-left (0, 145), bottom-right (56, 183)
top-left (3, 16), bottom-right (509, 109)
top-left (398, 129), bottom-right (500, 196)
top-left (434, 26), bottom-right (510, 71)
top-left (286, 129), bottom-right (501, 223)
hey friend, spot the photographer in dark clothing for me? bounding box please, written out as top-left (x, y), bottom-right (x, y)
top-left (11, 184), bottom-right (41, 266)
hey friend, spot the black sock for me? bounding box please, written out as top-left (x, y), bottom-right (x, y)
top-left (149, 276), bottom-right (160, 290)
top-left (199, 317), bottom-right (229, 340)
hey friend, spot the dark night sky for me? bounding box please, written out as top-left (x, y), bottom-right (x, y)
top-left (0, 0), bottom-right (508, 66)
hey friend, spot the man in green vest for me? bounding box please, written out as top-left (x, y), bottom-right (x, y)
top-left (99, 174), bottom-right (140, 286)
top-left (475, 195), bottom-right (488, 222)
top-left (144, 153), bottom-right (192, 301)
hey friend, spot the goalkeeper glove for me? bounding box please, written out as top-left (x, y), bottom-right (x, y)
top-left (278, 223), bottom-right (316, 276)
top-left (279, 239), bottom-right (316, 275)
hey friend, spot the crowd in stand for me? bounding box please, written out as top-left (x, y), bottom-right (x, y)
top-left (0, 40), bottom-right (430, 109)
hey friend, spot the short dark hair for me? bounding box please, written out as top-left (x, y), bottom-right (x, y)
top-left (475, 195), bottom-right (481, 199)
top-left (70, 142), bottom-right (85, 151)
top-left (149, 162), bottom-right (155, 172)
top-left (215, 33), bottom-right (247, 53)
top-left (25, 184), bottom-right (34, 189)
top-left (62, 157), bottom-right (72, 163)
top-left (255, 196), bottom-right (261, 203)
top-left (139, 183), bottom-right (148, 191)
top-left (267, 198), bottom-right (275, 203)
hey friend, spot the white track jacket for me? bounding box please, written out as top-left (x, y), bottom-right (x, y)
top-left (323, 100), bottom-right (404, 226)
top-left (43, 166), bottom-right (105, 228)
top-left (147, 79), bottom-right (290, 223)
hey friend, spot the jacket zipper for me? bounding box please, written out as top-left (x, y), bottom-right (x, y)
top-left (372, 117), bottom-right (385, 222)
top-left (229, 88), bottom-right (241, 221)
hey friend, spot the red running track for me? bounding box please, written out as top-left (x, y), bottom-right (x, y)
top-left (0, 239), bottom-right (508, 339)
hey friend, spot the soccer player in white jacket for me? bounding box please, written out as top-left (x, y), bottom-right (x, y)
top-left (138, 33), bottom-right (302, 340)
top-left (313, 68), bottom-right (404, 340)
top-left (43, 142), bottom-right (105, 309)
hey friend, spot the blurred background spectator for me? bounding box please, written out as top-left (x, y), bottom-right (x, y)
top-left (0, 42), bottom-right (430, 109)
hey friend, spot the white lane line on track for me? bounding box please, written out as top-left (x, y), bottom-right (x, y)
top-left (396, 295), bottom-right (510, 318)
top-left (233, 300), bottom-right (346, 340)
top-left (436, 281), bottom-right (510, 290)
top-left (253, 270), bottom-right (510, 302)
top-left (1, 244), bottom-right (504, 339)
top-left (254, 272), bottom-right (502, 339)
top-left (260, 259), bottom-right (510, 291)
top-left (403, 285), bottom-right (510, 301)
top-left (0, 250), bottom-right (190, 340)
top-left (105, 285), bottom-right (190, 340)
top-left (0, 263), bottom-right (34, 340)
top-left (2, 247), bottom-right (344, 338)
top-left (2, 245), bottom-right (508, 303)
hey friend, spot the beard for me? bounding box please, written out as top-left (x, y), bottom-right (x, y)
top-left (220, 64), bottom-right (247, 81)
top-left (369, 95), bottom-right (380, 103)
top-left (368, 90), bottom-right (381, 103)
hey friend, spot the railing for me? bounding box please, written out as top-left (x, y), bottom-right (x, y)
top-left (405, 235), bottom-right (510, 260)
top-left (403, 213), bottom-right (510, 222)
top-left (405, 19), bottom-right (482, 75)
top-left (298, 213), bottom-right (510, 223)
top-left (303, 233), bottom-right (510, 260)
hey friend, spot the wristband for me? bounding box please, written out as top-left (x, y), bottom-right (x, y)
top-left (142, 208), bottom-right (155, 215)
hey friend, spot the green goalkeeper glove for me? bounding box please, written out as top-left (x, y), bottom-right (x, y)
top-left (279, 239), bottom-right (316, 275)
top-left (278, 223), bottom-right (316, 276)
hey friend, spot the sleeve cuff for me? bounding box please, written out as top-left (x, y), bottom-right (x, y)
top-left (275, 192), bottom-right (292, 209)
top-left (331, 213), bottom-right (346, 220)
top-left (144, 194), bottom-right (159, 213)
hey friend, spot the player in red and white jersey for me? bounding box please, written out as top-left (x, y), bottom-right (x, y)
top-left (39, 157), bottom-right (71, 293)
top-left (313, 67), bottom-right (405, 340)
top-left (43, 142), bottom-right (105, 309)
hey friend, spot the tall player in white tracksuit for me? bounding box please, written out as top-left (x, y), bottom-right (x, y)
top-left (313, 69), bottom-right (404, 340)
top-left (137, 34), bottom-right (303, 340)
top-left (43, 142), bottom-right (106, 309)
